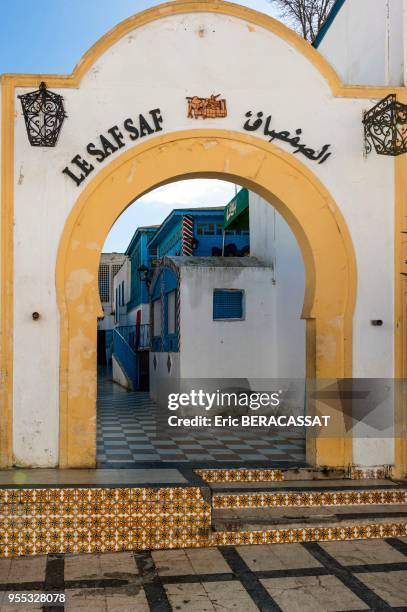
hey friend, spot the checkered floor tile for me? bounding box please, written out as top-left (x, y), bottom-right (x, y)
top-left (97, 369), bottom-right (305, 466)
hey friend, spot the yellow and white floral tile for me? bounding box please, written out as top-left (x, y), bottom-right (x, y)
top-left (195, 469), bottom-right (285, 483)
top-left (213, 489), bottom-right (407, 509)
top-left (211, 522), bottom-right (407, 546)
top-left (0, 486), bottom-right (211, 558)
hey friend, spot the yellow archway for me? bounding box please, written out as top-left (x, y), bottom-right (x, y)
top-left (56, 129), bottom-right (356, 468)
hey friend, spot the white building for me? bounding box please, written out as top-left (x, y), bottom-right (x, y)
top-left (249, 193), bottom-right (305, 382)
top-left (149, 193), bottom-right (306, 410)
top-left (149, 256), bottom-right (274, 399)
top-left (112, 257), bottom-right (131, 327)
top-left (97, 253), bottom-right (128, 332)
top-left (315, 0), bottom-right (406, 86)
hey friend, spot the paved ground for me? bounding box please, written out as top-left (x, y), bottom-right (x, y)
top-left (0, 538), bottom-right (407, 610)
top-left (97, 370), bottom-right (305, 466)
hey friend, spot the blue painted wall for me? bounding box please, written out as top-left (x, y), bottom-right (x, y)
top-left (148, 208), bottom-right (250, 259)
top-left (124, 193), bottom-right (251, 313)
top-left (151, 266), bottom-right (179, 352)
top-left (126, 227), bottom-right (157, 312)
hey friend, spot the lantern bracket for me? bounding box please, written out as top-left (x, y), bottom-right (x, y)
top-left (363, 94), bottom-right (407, 157)
top-left (18, 82), bottom-right (67, 147)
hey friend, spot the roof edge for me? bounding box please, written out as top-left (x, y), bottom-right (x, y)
top-left (147, 207), bottom-right (225, 249)
top-left (125, 226), bottom-right (157, 256)
top-left (164, 255), bottom-right (270, 268)
top-left (313, 0), bottom-right (346, 48)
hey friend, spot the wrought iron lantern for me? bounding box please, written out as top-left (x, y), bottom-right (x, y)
top-left (363, 94), bottom-right (407, 156)
top-left (18, 82), bottom-right (66, 147)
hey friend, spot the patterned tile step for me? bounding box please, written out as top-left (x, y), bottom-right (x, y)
top-left (349, 467), bottom-right (390, 480)
top-left (196, 469), bottom-right (285, 483)
top-left (213, 489), bottom-right (407, 509)
top-left (0, 485), bottom-right (211, 558)
top-left (0, 530), bottom-right (211, 558)
top-left (197, 467), bottom-right (394, 484)
top-left (1, 482), bottom-right (405, 558)
top-left (0, 486), bottom-right (203, 504)
top-left (210, 522), bottom-right (407, 546)
top-left (3, 521), bottom-right (406, 557)
top-left (208, 479), bottom-right (397, 492)
top-left (211, 505), bottom-right (407, 535)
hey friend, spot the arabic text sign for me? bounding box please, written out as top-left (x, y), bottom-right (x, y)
top-left (243, 111), bottom-right (332, 164)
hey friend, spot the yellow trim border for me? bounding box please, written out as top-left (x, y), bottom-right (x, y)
top-left (0, 78), bottom-right (14, 467)
top-left (56, 129), bottom-right (356, 468)
top-left (394, 90), bottom-right (407, 479)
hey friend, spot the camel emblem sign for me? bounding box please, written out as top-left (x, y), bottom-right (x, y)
top-left (186, 94), bottom-right (227, 119)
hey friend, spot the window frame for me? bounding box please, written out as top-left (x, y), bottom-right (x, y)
top-left (212, 288), bottom-right (245, 321)
top-left (152, 297), bottom-right (162, 338)
top-left (166, 290), bottom-right (177, 335)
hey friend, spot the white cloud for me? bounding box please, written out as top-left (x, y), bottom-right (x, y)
top-left (103, 179), bottom-right (238, 252)
top-left (140, 179), bottom-right (237, 206)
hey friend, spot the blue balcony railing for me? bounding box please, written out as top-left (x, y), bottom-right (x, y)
top-left (112, 329), bottom-right (138, 389)
top-left (115, 324), bottom-right (151, 351)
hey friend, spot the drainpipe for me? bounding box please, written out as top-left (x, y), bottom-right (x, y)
top-left (387, 0), bottom-right (407, 85)
top-left (385, 0), bottom-right (390, 86)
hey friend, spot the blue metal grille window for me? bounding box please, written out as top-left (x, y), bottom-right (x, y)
top-left (213, 289), bottom-right (244, 320)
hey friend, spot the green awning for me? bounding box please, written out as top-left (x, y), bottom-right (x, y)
top-left (224, 188), bottom-right (249, 230)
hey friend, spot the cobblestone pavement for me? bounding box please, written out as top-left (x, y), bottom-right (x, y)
top-left (0, 538), bottom-right (407, 611)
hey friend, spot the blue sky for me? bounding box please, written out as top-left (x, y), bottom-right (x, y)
top-left (0, 0), bottom-right (280, 251)
top-left (0, 1), bottom-right (279, 75)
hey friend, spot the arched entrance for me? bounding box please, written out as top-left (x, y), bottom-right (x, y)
top-left (56, 129), bottom-right (356, 469)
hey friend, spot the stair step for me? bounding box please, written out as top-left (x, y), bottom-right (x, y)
top-left (212, 505), bottom-right (407, 532)
top-left (209, 477), bottom-right (407, 545)
top-left (196, 467), bottom-right (349, 483)
top-left (196, 467), bottom-right (391, 484)
top-left (212, 488), bottom-right (407, 509)
top-left (209, 478), bottom-right (399, 492)
top-left (210, 519), bottom-right (407, 546)
top-left (196, 468), bottom-right (286, 483)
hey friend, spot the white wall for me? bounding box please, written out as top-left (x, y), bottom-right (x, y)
top-left (113, 258), bottom-right (130, 326)
top-left (149, 262), bottom-right (290, 410)
top-left (179, 261), bottom-right (307, 414)
top-left (149, 352), bottom-right (180, 403)
top-left (113, 258), bottom-right (131, 306)
top-left (179, 263), bottom-right (275, 379)
top-left (249, 192), bottom-right (394, 466)
top-left (318, 0), bottom-right (405, 85)
top-left (6, 7), bottom-right (396, 466)
top-left (249, 193), bottom-right (305, 380)
top-left (112, 353), bottom-right (131, 390)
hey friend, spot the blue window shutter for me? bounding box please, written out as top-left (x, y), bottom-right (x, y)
top-left (213, 290), bottom-right (243, 320)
